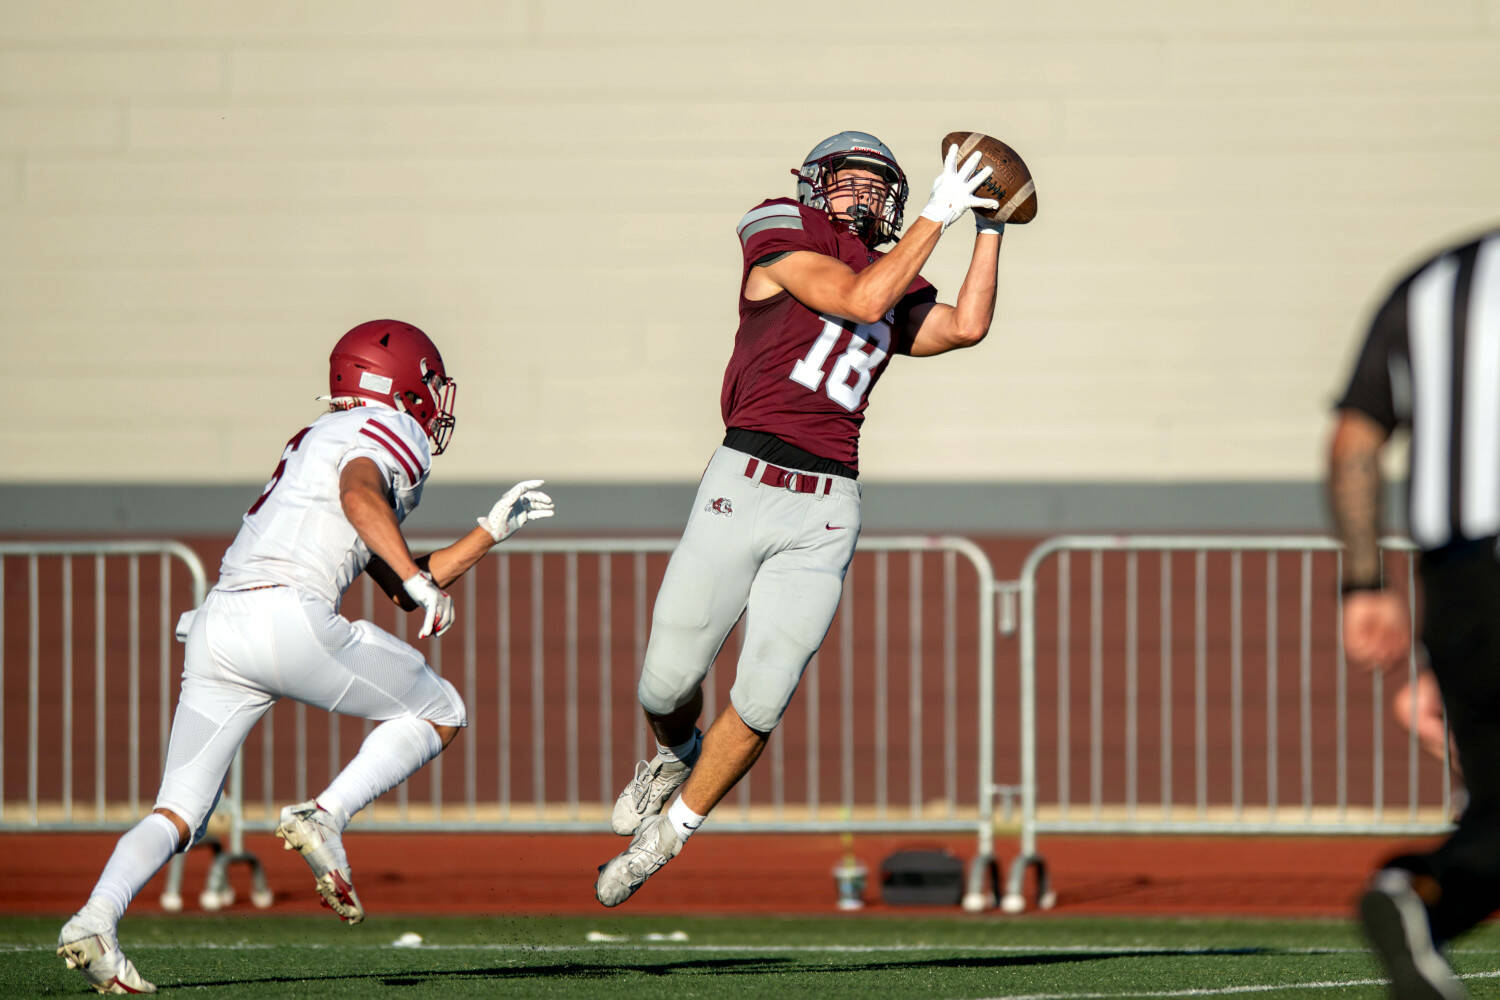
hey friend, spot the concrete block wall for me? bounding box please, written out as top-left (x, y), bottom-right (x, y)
top-left (4, 1), bottom-right (1499, 493)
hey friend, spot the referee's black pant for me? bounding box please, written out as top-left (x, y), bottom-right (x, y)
top-left (1394, 538), bottom-right (1500, 942)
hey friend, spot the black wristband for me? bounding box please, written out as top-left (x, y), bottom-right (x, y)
top-left (1340, 580), bottom-right (1385, 596)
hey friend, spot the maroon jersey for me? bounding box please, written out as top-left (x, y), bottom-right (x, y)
top-left (720, 198), bottom-right (937, 471)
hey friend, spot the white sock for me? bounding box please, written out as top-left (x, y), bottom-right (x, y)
top-left (659, 729), bottom-right (702, 766)
top-left (315, 716), bottom-right (443, 830)
top-left (85, 812), bottom-right (180, 927)
top-left (667, 796), bottom-right (706, 843)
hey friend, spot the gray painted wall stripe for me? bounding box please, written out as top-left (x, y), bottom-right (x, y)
top-left (0, 482), bottom-right (1403, 535)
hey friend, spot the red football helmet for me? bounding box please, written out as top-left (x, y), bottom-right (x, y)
top-left (328, 319), bottom-right (457, 454)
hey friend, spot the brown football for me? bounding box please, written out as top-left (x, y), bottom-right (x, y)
top-left (941, 131), bottom-right (1038, 224)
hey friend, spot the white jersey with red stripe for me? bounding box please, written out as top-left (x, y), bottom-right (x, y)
top-left (217, 404), bottom-right (431, 608)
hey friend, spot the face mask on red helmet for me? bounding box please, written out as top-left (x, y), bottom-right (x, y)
top-left (328, 319), bottom-right (458, 454)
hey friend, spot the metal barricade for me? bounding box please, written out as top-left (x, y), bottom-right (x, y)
top-left (212, 536), bottom-right (999, 885)
top-left (4, 536), bottom-right (1003, 909)
top-left (0, 541), bottom-right (267, 909)
top-left (0, 541), bottom-right (209, 830)
top-left (1001, 535), bottom-right (1452, 912)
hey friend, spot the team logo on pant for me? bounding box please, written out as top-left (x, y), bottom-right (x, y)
top-left (705, 497), bottom-right (734, 517)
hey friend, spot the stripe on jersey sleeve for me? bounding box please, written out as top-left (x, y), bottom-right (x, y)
top-left (367, 418), bottom-right (427, 476)
top-left (360, 419), bottom-right (424, 483)
top-left (737, 204), bottom-right (803, 245)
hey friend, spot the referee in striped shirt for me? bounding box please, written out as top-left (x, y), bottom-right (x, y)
top-left (1330, 226), bottom-right (1500, 1000)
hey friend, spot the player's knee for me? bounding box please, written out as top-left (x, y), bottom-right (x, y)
top-left (430, 677), bottom-right (467, 729)
top-left (637, 671), bottom-right (676, 717)
top-left (637, 660), bottom-right (702, 718)
top-left (730, 675), bottom-right (795, 734)
top-left (730, 636), bottom-right (810, 733)
top-left (421, 677), bottom-right (465, 749)
top-left (154, 779), bottom-right (224, 852)
top-left (152, 807), bottom-right (193, 851)
top-left (637, 616), bottom-right (717, 715)
top-left (730, 696), bottom-right (783, 735)
top-left (428, 721), bottom-right (461, 749)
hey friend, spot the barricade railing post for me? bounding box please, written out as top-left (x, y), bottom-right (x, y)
top-left (1003, 534), bottom-right (1447, 914)
top-left (0, 541), bottom-right (258, 912)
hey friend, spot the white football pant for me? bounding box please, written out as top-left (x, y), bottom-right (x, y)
top-left (154, 586), bottom-right (465, 843)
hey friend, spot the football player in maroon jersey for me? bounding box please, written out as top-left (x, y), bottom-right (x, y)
top-left (597, 131), bottom-right (1007, 906)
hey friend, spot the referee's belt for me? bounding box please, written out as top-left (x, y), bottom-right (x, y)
top-left (743, 457), bottom-right (835, 496)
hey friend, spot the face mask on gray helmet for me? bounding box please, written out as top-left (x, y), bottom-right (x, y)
top-left (792, 131), bottom-right (909, 249)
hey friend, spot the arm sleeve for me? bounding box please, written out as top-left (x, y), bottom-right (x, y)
top-left (1335, 280), bottom-right (1408, 433)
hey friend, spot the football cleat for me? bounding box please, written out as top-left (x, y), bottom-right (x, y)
top-left (1358, 869), bottom-right (1465, 1000)
top-left (595, 813), bottom-right (683, 908)
top-left (610, 736), bottom-right (697, 836)
top-left (276, 800), bottom-right (365, 925)
top-left (57, 912), bottom-right (156, 995)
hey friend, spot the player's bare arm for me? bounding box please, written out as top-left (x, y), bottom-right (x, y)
top-left (749, 224), bottom-right (941, 320)
top-left (340, 458), bottom-right (455, 637)
top-left (340, 458), bottom-right (423, 580)
top-left (905, 229), bottom-right (1003, 357)
top-left (364, 478), bottom-right (555, 609)
top-left (748, 147), bottom-right (997, 320)
top-left (1327, 408), bottom-right (1409, 670)
top-left (363, 536), bottom-right (490, 612)
top-left (1327, 409), bottom-right (1390, 589)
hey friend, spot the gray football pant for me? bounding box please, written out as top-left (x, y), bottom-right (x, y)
top-left (637, 446), bottom-right (862, 733)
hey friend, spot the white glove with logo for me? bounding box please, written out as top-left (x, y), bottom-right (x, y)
top-left (919, 144), bottom-right (999, 231)
top-left (477, 479), bottom-right (555, 543)
top-left (402, 571), bottom-right (455, 639)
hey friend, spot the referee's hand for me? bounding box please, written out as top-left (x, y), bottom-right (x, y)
top-left (1342, 590), bottom-right (1410, 671)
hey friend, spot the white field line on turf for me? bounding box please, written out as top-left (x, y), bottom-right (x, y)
top-left (973, 968), bottom-right (1500, 1000)
top-left (7, 943), bottom-right (1364, 955)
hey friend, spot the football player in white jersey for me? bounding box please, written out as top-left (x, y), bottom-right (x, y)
top-left (57, 320), bottom-right (554, 995)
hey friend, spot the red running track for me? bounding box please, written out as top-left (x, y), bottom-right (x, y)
top-left (2, 831), bottom-right (1436, 919)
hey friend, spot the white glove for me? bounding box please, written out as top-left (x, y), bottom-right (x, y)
top-left (478, 479), bottom-right (555, 543)
top-left (402, 571), bottom-right (454, 639)
top-left (919, 144), bottom-right (1000, 232)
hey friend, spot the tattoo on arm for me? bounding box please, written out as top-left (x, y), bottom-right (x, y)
top-left (1329, 446), bottom-right (1383, 587)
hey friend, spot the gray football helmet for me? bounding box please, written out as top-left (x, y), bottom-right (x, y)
top-left (793, 130), bottom-right (909, 249)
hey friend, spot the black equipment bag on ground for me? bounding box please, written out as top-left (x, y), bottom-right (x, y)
top-left (879, 848), bottom-right (965, 905)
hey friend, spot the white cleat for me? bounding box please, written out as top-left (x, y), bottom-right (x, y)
top-left (595, 813), bottom-right (683, 907)
top-left (1358, 868), bottom-right (1466, 1000)
top-left (610, 738), bottom-right (697, 836)
top-left (57, 913), bottom-right (156, 995)
top-left (276, 800), bottom-right (365, 925)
